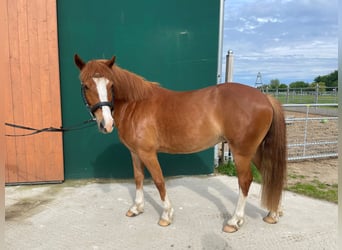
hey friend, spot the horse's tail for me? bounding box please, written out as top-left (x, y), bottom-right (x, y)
top-left (258, 95), bottom-right (287, 211)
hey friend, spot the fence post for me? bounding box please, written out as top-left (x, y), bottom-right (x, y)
top-left (219, 50), bottom-right (234, 165)
top-left (303, 104), bottom-right (310, 157)
top-left (315, 83), bottom-right (319, 105)
top-left (226, 50), bottom-right (234, 83)
top-left (286, 86), bottom-right (290, 104)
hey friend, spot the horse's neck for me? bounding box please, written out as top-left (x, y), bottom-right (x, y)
top-left (112, 66), bottom-right (162, 102)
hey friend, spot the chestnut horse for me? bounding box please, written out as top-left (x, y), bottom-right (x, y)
top-left (74, 54), bottom-right (287, 233)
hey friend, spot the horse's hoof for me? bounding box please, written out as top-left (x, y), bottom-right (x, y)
top-left (263, 215), bottom-right (277, 224)
top-left (126, 210), bottom-right (138, 217)
top-left (158, 219), bottom-right (171, 227)
top-left (223, 225), bottom-right (239, 233)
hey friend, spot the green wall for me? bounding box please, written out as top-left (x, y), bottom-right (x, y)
top-left (57, 0), bottom-right (220, 179)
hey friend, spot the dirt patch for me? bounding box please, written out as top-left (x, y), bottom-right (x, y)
top-left (5, 185), bottom-right (62, 221)
top-left (285, 111), bottom-right (338, 160)
top-left (287, 158), bottom-right (338, 186)
top-left (284, 110), bottom-right (338, 187)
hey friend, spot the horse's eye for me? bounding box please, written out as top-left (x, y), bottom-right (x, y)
top-left (83, 84), bottom-right (89, 90)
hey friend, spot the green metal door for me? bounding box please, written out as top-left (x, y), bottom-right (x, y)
top-left (57, 0), bottom-right (220, 178)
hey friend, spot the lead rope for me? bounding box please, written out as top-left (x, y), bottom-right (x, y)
top-left (4, 118), bottom-right (96, 137)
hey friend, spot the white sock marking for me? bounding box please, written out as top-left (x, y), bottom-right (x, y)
top-left (228, 188), bottom-right (247, 227)
top-left (161, 193), bottom-right (174, 222)
top-left (129, 189), bottom-right (144, 215)
top-left (235, 188), bottom-right (247, 218)
top-left (135, 189), bottom-right (144, 204)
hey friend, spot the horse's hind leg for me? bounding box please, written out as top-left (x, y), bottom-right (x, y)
top-left (126, 152), bottom-right (145, 217)
top-left (138, 151), bottom-right (174, 227)
top-left (224, 153), bottom-right (253, 233)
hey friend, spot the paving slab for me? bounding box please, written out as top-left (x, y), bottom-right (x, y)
top-left (5, 175), bottom-right (337, 250)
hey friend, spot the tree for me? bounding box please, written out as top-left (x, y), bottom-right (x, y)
top-left (289, 81), bottom-right (310, 89)
top-left (269, 79), bottom-right (280, 89)
top-left (314, 70), bottom-right (337, 88)
top-left (310, 82), bottom-right (326, 92)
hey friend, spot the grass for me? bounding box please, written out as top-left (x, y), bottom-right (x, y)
top-left (275, 95), bottom-right (338, 105)
top-left (288, 173), bottom-right (305, 180)
top-left (216, 162), bottom-right (337, 203)
top-left (287, 181), bottom-right (337, 203)
top-left (216, 161), bottom-right (262, 183)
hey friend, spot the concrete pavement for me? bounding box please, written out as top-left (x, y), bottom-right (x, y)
top-left (5, 175), bottom-right (338, 249)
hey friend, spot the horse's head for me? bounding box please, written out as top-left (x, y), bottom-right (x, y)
top-left (74, 54), bottom-right (116, 134)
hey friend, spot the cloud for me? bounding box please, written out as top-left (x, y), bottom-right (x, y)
top-left (222, 0), bottom-right (338, 85)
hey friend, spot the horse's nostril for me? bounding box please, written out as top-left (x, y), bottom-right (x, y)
top-left (99, 120), bottom-right (107, 132)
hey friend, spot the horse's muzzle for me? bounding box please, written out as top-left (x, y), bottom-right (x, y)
top-left (99, 119), bottom-right (114, 134)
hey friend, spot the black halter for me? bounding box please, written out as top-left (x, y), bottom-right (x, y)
top-left (81, 84), bottom-right (115, 120)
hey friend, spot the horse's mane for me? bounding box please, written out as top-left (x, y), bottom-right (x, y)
top-left (111, 65), bottom-right (160, 102)
top-left (80, 60), bottom-right (159, 102)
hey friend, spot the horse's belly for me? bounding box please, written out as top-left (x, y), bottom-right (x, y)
top-left (158, 131), bottom-right (222, 154)
top-left (156, 111), bottom-right (223, 153)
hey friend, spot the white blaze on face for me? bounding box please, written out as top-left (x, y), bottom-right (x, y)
top-left (92, 77), bottom-right (114, 132)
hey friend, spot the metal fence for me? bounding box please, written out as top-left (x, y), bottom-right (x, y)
top-left (217, 103), bottom-right (338, 164)
top-left (284, 104), bottom-right (338, 161)
top-left (262, 86), bottom-right (338, 104)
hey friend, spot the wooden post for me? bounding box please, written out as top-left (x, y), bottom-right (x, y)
top-left (219, 50), bottom-right (234, 165)
top-left (226, 50), bottom-right (234, 83)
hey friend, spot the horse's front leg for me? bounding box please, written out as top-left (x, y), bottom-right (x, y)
top-left (158, 189), bottom-right (174, 227)
top-left (126, 152), bottom-right (145, 217)
top-left (139, 151), bottom-right (174, 227)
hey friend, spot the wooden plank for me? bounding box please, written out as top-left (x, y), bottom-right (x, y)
top-left (27, 0), bottom-right (45, 182)
top-left (47, 0), bottom-right (62, 127)
top-left (5, 0), bottom-right (17, 183)
top-left (18, 0), bottom-right (37, 182)
top-left (46, 0), bottom-right (64, 180)
top-left (37, 0), bottom-right (52, 181)
top-left (0, 0), bottom-right (11, 182)
top-left (7, 0), bottom-right (26, 182)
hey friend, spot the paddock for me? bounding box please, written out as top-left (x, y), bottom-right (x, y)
top-left (284, 104), bottom-right (338, 161)
top-left (219, 104), bottom-right (338, 163)
top-left (5, 175), bottom-right (337, 249)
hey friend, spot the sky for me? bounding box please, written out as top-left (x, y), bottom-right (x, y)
top-left (222, 0), bottom-right (338, 86)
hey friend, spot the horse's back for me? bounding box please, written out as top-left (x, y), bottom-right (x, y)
top-left (217, 82), bottom-right (271, 108)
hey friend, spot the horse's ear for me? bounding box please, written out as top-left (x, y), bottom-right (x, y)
top-left (74, 54), bottom-right (85, 70)
top-left (105, 56), bottom-right (116, 68)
